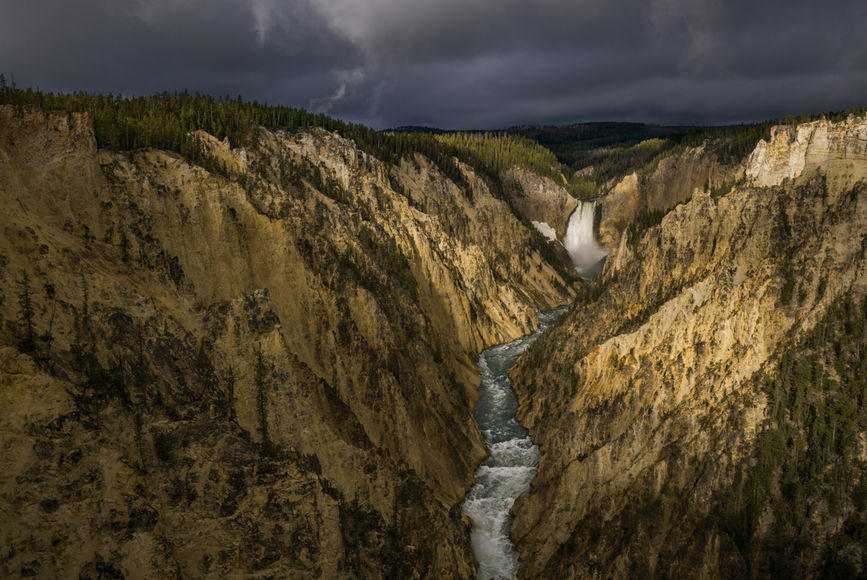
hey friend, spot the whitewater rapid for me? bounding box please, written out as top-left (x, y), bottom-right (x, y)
top-left (462, 306), bottom-right (568, 580)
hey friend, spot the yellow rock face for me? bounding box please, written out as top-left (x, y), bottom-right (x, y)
top-left (745, 116), bottom-right (867, 192)
top-left (511, 116), bottom-right (867, 578)
top-left (0, 106), bottom-right (576, 578)
top-left (597, 144), bottom-right (744, 248)
top-left (501, 166), bottom-right (579, 239)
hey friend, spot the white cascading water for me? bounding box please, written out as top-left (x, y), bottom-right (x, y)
top-left (563, 200), bottom-right (608, 279)
top-left (460, 205), bottom-right (603, 578)
top-left (463, 307), bottom-right (568, 580)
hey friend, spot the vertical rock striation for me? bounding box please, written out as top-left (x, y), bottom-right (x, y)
top-left (511, 115), bottom-right (867, 578)
top-left (0, 105), bottom-right (577, 578)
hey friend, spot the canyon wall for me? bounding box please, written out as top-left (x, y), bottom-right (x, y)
top-left (0, 106), bottom-right (576, 578)
top-left (512, 116), bottom-right (867, 578)
top-left (596, 143), bottom-right (743, 248)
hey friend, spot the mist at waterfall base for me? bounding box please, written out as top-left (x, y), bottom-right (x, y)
top-left (564, 201), bottom-right (608, 280)
top-left (463, 306), bottom-right (568, 580)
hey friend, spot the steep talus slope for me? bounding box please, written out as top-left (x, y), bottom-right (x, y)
top-left (511, 116), bottom-right (867, 578)
top-left (0, 106), bottom-right (575, 578)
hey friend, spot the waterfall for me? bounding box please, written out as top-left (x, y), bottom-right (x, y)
top-left (563, 200), bottom-right (608, 280)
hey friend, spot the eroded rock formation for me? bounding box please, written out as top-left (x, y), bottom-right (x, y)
top-left (512, 115), bottom-right (867, 578)
top-left (0, 106), bottom-right (576, 578)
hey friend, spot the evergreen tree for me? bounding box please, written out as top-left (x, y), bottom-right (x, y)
top-left (17, 271), bottom-right (36, 353)
top-left (221, 362), bottom-right (239, 420)
top-left (193, 339), bottom-right (218, 398)
top-left (254, 345), bottom-right (274, 455)
top-left (42, 283), bottom-right (56, 372)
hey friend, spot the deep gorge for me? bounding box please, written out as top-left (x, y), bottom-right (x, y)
top-left (1, 96), bottom-right (867, 579)
top-left (0, 101), bottom-right (579, 578)
top-left (463, 306), bottom-right (567, 580)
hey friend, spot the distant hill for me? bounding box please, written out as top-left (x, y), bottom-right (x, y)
top-left (509, 121), bottom-right (770, 185)
top-left (510, 122), bottom-right (699, 150)
top-left (385, 125), bottom-right (448, 134)
top-left (509, 110), bottom-right (865, 185)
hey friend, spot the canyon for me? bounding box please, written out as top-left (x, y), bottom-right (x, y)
top-left (0, 104), bottom-right (577, 578)
top-left (1, 98), bottom-right (866, 579)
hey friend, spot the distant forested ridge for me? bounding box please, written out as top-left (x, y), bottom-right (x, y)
top-left (511, 109), bottom-right (867, 187)
top-left (435, 132), bottom-right (596, 198)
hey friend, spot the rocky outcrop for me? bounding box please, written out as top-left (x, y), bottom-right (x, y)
top-left (596, 172), bottom-right (640, 248)
top-left (501, 166), bottom-right (579, 238)
top-left (0, 106), bottom-right (576, 578)
top-left (597, 144), bottom-right (743, 248)
top-left (746, 116), bottom-right (867, 191)
top-left (511, 115), bottom-right (867, 578)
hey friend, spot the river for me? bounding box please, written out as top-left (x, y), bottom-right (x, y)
top-left (462, 306), bottom-right (569, 579)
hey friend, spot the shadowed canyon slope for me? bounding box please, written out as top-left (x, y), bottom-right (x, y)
top-left (0, 105), bottom-right (578, 578)
top-left (512, 115), bottom-right (867, 578)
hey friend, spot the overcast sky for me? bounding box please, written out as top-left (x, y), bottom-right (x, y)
top-left (1, 0), bottom-right (865, 129)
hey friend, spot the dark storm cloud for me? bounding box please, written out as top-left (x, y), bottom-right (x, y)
top-left (0, 0), bottom-right (356, 105)
top-left (1, 0), bottom-right (865, 128)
